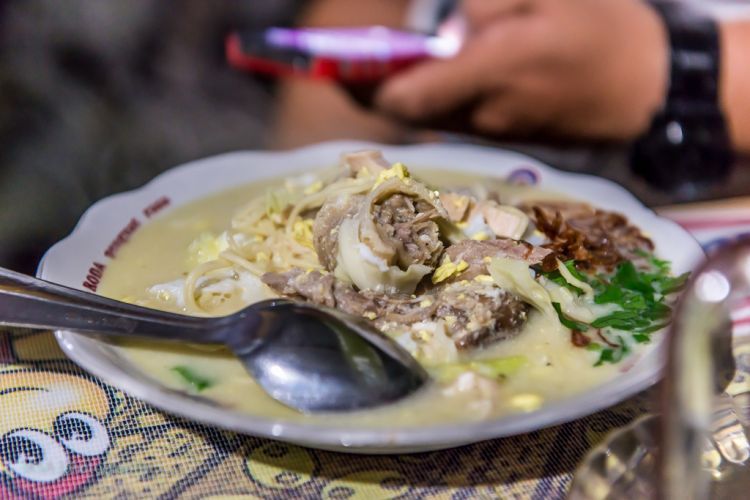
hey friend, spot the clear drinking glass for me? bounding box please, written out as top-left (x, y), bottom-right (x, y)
top-left (569, 241), bottom-right (750, 499)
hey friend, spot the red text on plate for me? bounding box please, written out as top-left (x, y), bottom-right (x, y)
top-left (104, 218), bottom-right (141, 259)
top-left (82, 262), bottom-right (107, 292)
top-left (143, 196), bottom-right (170, 218)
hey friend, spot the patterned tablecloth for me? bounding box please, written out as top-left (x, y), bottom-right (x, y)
top-left (2, 196), bottom-right (749, 499)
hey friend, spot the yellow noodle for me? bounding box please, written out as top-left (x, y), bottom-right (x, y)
top-left (225, 230), bottom-right (245, 256)
top-left (183, 259), bottom-right (232, 313)
top-left (284, 176), bottom-right (374, 235)
top-left (218, 250), bottom-right (266, 276)
top-left (186, 172), bottom-right (363, 313)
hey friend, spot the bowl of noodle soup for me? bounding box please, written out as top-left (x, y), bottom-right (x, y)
top-left (40, 141), bottom-right (703, 452)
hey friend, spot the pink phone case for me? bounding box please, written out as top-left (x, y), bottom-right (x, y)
top-left (226, 27), bottom-right (458, 82)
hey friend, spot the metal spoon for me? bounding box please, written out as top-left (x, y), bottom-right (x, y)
top-left (0, 267), bottom-right (428, 412)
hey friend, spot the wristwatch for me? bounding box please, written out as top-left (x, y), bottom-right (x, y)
top-left (630, 0), bottom-right (733, 192)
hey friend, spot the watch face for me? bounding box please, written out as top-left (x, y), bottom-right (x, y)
top-left (630, 110), bottom-right (733, 192)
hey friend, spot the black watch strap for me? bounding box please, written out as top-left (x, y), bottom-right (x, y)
top-left (630, 0), bottom-right (733, 192)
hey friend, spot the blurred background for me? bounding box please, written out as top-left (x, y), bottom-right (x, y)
top-left (0, 0), bottom-right (300, 273)
top-left (1, 0), bottom-right (749, 275)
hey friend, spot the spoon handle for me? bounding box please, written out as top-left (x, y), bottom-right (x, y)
top-left (0, 267), bottom-right (225, 343)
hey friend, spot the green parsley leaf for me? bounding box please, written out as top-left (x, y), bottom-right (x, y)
top-left (633, 333), bottom-right (651, 343)
top-left (595, 349), bottom-right (615, 366)
top-left (635, 249), bottom-right (671, 272)
top-left (563, 260), bottom-right (589, 282)
top-left (540, 261), bottom-right (585, 295)
top-left (591, 311), bottom-right (650, 329)
top-left (634, 322), bottom-right (671, 334)
top-left (552, 302), bottom-right (589, 331)
top-left (593, 337), bottom-right (629, 366)
top-left (542, 251), bottom-right (688, 367)
top-left (172, 366), bottom-right (213, 392)
top-left (656, 272), bottom-right (691, 294)
top-left (594, 284), bottom-right (624, 304)
top-left (614, 261), bottom-right (654, 297)
top-left (646, 302), bottom-right (672, 320)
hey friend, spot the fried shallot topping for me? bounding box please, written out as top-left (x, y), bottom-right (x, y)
top-left (525, 202), bottom-right (654, 271)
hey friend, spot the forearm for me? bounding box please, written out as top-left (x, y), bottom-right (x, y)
top-left (720, 19), bottom-right (750, 155)
top-left (271, 0), bottom-right (410, 149)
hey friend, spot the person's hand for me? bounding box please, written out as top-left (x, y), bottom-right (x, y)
top-left (373, 0), bottom-right (669, 143)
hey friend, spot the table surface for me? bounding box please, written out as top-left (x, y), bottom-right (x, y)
top-left (2, 196), bottom-right (750, 499)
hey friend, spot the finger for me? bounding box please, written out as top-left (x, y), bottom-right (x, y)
top-left (340, 82), bottom-right (379, 108)
top-left (377, 76), bottom-right (550, 141)
top-left (373, 39), bottom-right (502, 124)
top-left (471, 92), bottom-right (576, 142)
top-left (471, 94), bottom-right (517, 136)
top-left (462, 0), bottom-right (536, 29)
top-left (373, 23), bottom-right (524, 125)
top-left (471, 91), bottom-right (550, 140)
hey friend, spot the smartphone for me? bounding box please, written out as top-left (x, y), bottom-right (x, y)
top-left (225, 27), bottom-right (459, 83)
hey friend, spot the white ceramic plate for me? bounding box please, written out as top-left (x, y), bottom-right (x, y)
top-left (39, 141), bottom-right (704, 453)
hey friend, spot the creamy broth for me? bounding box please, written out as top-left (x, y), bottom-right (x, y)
top-left (99, 168), bottom-right (629, 426)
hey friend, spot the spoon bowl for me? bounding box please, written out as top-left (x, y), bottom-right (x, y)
top-left (0, 267), bottom-right (429, 412)
top-left (223, 300), bottom-right (429, 411)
